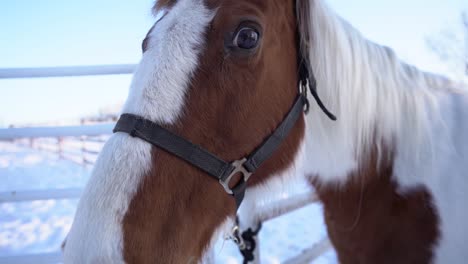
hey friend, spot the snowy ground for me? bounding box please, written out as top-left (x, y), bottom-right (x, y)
top-left (0, 141), bottom-right (337, 263)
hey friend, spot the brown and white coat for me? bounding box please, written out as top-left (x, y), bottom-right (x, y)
top-left (63, 0), bottom-right (468, 263)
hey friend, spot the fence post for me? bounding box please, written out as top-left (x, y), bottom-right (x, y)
top-left (80, 135), bottom-right (86, 166)
top-left (80, 119), bottom-right (86, 166)
top-left (58, 137), bottom-right (64, 159)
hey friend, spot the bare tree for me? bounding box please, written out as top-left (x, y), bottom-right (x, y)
top-left (426, 11), bottom-right (468, 77)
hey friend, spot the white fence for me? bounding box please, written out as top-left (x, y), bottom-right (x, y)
top-left (0, 124), bottom-right (114, 140)
top-left (0, 65), bottom-right (129, 264)
top-left (0, 64), bottom-right (136, 79)
top-left (0, 65), bottom-right (331, 264)
top-left (0, 188), bottom-right (83, 203)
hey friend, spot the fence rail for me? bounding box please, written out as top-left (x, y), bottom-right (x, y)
top-left (239, 192), bottom-right (330, 264)
top-left (283, 238), bottom-right (332, 264)
top-left (0, 252), bottom-right (63, 264)
top-left (255, 192), bottom-right (320, 222)
top-left (0, 188), bottom-right (83, 203)
top-left (0, 123), bottom-right (114, 140)
top-left (0, 64), bottom-right (136, 79)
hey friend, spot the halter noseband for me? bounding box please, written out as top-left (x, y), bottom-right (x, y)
top-left (113, 34), bottom-right (335, 211)
top-left (114, 94), bottom-right (308, 209)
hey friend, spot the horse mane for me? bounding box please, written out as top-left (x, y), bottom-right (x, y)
top-left (296, 0), bottom-right (459, 168)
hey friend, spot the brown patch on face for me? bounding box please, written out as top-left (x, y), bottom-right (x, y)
top-left (123, 0), bottom-right (304, 263)
top-left (311, 145), bottom-right (440, 264)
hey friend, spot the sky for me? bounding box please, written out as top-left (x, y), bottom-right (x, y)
top-left (0, 0), bottom-right (467, 127)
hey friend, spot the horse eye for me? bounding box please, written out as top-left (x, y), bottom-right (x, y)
top-left (233, 27), bottom-right (260, 50)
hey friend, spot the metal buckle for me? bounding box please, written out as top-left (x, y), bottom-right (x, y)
top-left (227, 224), bottom-right (246, 250)
top-left (219, 158), bottom-right (252, 195)
top-left (300, 79), bottom-right (311, 114)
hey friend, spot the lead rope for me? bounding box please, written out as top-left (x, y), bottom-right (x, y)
top-left (228, 217), bottom-right (262, 264)
top-left (239, 223), bottom-right (262, 264)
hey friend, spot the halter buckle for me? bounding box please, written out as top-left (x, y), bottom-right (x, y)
top-left (227, 224), bottom-right (246, 250)
top-left (219, 158), bottom-right (252, 195)
top-left (299, 79), bottom-right (310, 114)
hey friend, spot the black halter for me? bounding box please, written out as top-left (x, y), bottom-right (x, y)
top-left (113, 41), bottom-right (335, 210)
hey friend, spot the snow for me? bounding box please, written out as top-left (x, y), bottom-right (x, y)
top-left (0, 141), bottom-right (337, 263)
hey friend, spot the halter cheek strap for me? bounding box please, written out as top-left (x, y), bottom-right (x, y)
top-left (113, 94), bottom-right (309, 208)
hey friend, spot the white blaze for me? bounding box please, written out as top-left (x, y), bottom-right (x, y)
top-left (62, 0), bottom-right (214, 263)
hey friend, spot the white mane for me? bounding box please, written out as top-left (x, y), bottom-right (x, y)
top-left (296, 2), bottom-right (468, 261)
top-left (297, 0), bottom-right (461, 171)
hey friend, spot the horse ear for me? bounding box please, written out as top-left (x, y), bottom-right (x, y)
top-left (153, 0), bottom-right (177, 14)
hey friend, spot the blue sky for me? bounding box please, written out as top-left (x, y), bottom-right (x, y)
top-left (0, 0), bottom-right (466, 127)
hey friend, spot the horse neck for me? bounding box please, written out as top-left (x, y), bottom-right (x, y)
top-left (301, 0), bottom-right (456, 185)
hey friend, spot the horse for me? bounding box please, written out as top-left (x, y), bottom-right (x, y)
top-left (63, 0), bottom-right (468, 263)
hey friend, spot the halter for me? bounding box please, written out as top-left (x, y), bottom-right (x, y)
top-left (113, 69), bottom-right (332, 209)
top-left (113, 23), bottom-right (335, 211)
